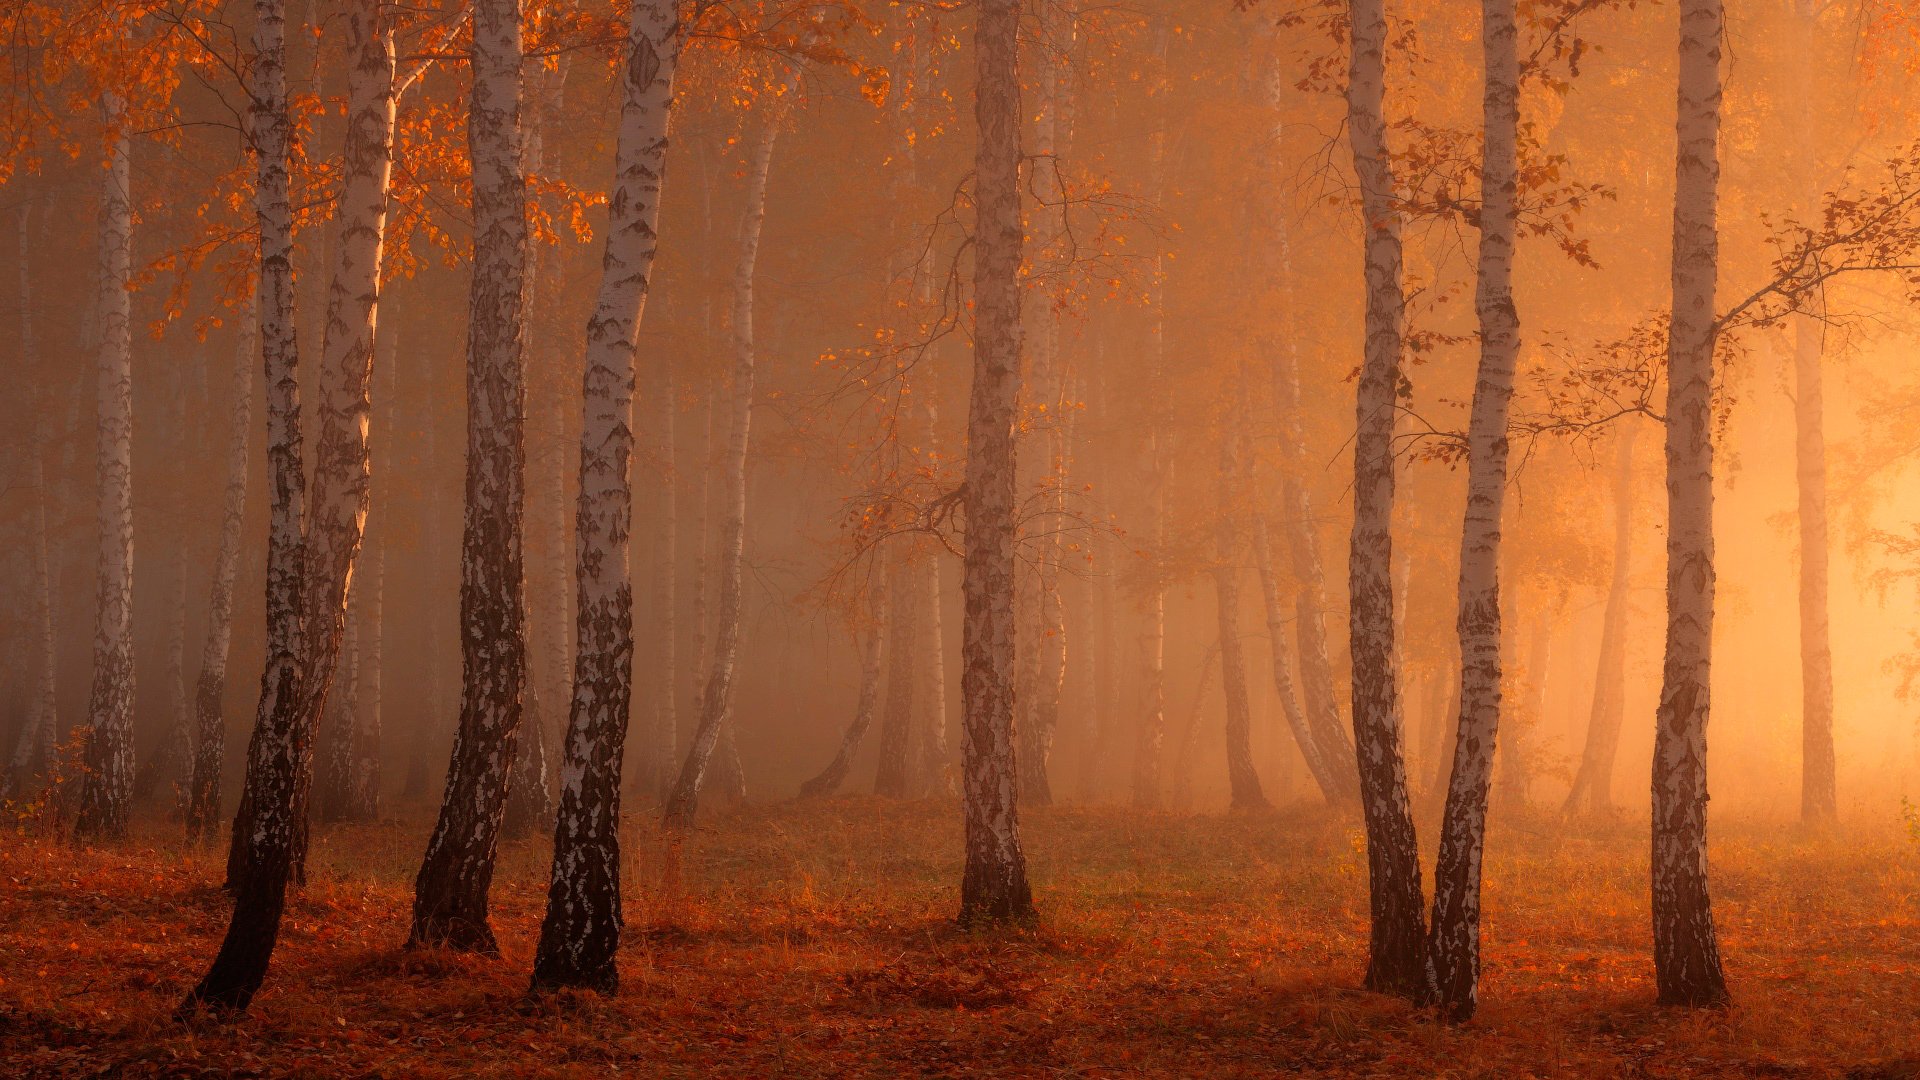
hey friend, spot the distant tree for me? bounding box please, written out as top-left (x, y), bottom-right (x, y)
top-left (800, 578), bottom-right (889, 798)
top-left (1563, 430), bottom-right (1636, 816)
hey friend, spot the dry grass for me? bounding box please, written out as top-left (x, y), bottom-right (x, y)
top-left (3, 798), bottom-right (1920, 1077)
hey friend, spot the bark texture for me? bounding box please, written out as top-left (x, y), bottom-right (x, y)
top-left (531, 0), bottom-right (680, 993)
top-left (1652, 0), bottom-right (1730, 1009)
top-left (959, 0), bottom-right (1034, 923)
top-left (1426, 0), bottom-right (1520, 1021)
top-left (1345, 0), bottom-right (1431, 1001)
top-left (413, 0), bottom-right (530, 953)
top-left (181, 0), bottom-right (308, 1013)
top-left (74, 106), bottom-right (137, 842)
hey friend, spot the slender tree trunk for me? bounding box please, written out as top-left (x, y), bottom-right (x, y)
top-left (1345, 0), bottom-right (1430, 1002)
top-left (186, 295), bottom-right (256, 842)
top-left (1131, 58), bottom-right (1171, 812)
top-left (531, 0), bottom-right (680, 993)
top-left (1214, 423), bottom-right (1269, 811)
top-left (919, 550), bottom-right (954, 796)
top-left (1793, 0), bottom-right (1836, 823)
top-left (180, 0), bottom-right (309, 1013)
top-left (5, 205), bottom-right (60, 800)
top-left (350, 518), bottom-right (383, 820)
top-left (959, 0), bottom-right (1034, 922)
top-left (1170, 642), bottom-right (1221, 813)
top-left (1652, 0), bottom-right (1730, 1009)
top-left (74, 105), bottom-right (137, 842)
top-left (662, 74), bottom-right (796, 831)
top-left (1252, 514), bottom-right (1341, 802)
top-left (799, 579), bottom-right (888, 798)
top-left (876, 546), bottom-right (919, 797)
top-left (1565, 429), bottom-right (1636, 816)
top-left (412, 0), bottom-right (531, 952)
top-left (646, 362), bottom-right (679, 801)
top-left (1426, 0), bottom-right (1522, 1020)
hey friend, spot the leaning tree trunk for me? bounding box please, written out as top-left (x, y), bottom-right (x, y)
top-left (958, 0), bottom-right (1034, 923)
top-left (1214, 422), bottom-right (1269, 811)
top-left (4, 204), bottom-right (61, 800)
top-left (875, 546), bottom-right (920, 797)
top-left (412, 0), bottom-right (530, 953)
top-left (1426, 0), bottom-right (1521, 1021)
top-left (180, 0), bottom-right (310, 1014)
top-left (74, 105), bottom-right (137, 843)
top-left (662, 73), bottom-right (796, 831)
top-left (1345, 0), bottom-right (1430, 1002)
top-left (531, 0), bottom-right (680, 993)
top-left (1564, 428), bottom-right (1636, 816)
top-left (1652, 0), bottom-right (1730, 1009)
top-left (185, 294), bottom-right (256, 842)
top-left (799, 578), bottom-right (889, 798)
top-left (1253, 514), bottom-right (1341, 803)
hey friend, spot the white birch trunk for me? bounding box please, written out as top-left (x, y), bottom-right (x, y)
top-left (1651, 0), bottom-right (1730, 1008)
top-left (532, 0), bottom-right (681, 992)
top-left (75, 103), bottom-right (137, 841)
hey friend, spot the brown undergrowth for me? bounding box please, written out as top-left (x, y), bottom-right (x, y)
top-left (3, 798), bottom-right (1919, 1077)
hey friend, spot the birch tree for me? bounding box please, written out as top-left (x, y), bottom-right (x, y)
top-left (73, 100), bottom-right (136, 842)
top-left (1344, 0), bottom-right (1430, 1001)
top-left (413, 0), bottom-right (532, 952)
top-left (1564, 429), bottom-right (1635, 816)
top-left (875, 547), bottom-right (920, 797)
top-left (662, 68), bottom-right (800, 831)
top-left (1426, 0), bottom-right (1521, 1021)
top-left (1651, 0), bottom-right (1730, 1009)
top-left (799, 578), bottom-right (888, 798)
top-left (531, 0), bottom-right (681, 993)
top-left (180, 0), bottom-right (310, 1014)
top-left (959, 0), bottom-right (1033, 922)
top-left (1214, 415), bottom-right (1268, 811)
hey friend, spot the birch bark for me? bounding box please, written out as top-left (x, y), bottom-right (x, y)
top-left (1651, 0), bottom-right (1730, 1008)
top-left (413, 0), bottom-right (531, 952)
top-left (531, 0), bottom-right (681, 992)
top-left (959, 0), bottom-right (1034, 921)
top-left (1345, 0), bottom-right (1430, 1001)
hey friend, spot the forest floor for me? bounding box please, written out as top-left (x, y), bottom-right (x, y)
top-left (3, 798), bottom-right (1920, 1078)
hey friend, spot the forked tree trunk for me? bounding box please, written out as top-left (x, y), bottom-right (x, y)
top-left (1344, 0), bottom-right (1430, 1002)
top-left (799, 579), bottom-right (888, 798)
top-left (412, 0), bottom-right (531, 953)
top-left (1652, 0), bottom-right (1730, 1009)
top-left (185, 294), bottom-right (256, 842)
top-left (180, 0), bottom-right (310, 1014)
top-left (1564, 429), bottom-right (1636, 816)
top-left (1213, 424), bottom-right (1269, 811)
top-left (662, 73), bottom-right (797, 831)
top-left (958, 0), bottom-right (1034, 922)
top-left (1426, 0), bottom-right (1521, 1021)
top-left (74, 106), bottom-right (137, 842)
top-left (531, 0), bottom-right (681, 993)
top-left (875, 546), bottom-right (918, 797)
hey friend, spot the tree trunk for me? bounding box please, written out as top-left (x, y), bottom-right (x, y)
top-left (958, 0), bottom-right (1034, 923)
top-left (350, 515), bottom-right (383, 820)
top-left (1132, 57), bottom-right (1172, 812)
top-left (412, 0), bottom-right (530, 953)
top-left (1170, 642), bottom-right (1221, 813)
top-left (4, 205), bottom-right (61, 801)
top-left (1425, 0), bottom-right (1522, 1020)
top-left (531, 0), bottom-right (680, 993)
top-left (74, 105), bottom-right (137, 842)
top-left (1344, 0), bottom-right (1430, 1002)
top-left (662, 72), bottom-right (796, 831)
top-left (1651, 0), bottom-right (1730, 1009)
top-left (503, 678), bottom-right (553, 837)
top-left (180, 0), bottom-right (310, 1013)
top-left (876, 546), bottom-right (919, 797)
top-left (799, 578), bottom-right (888, 799)
top-left (1214, 423), bottom-right (1269, 811)
top-left (919, 548), bottom-right (955, 797)
top-left (1564, 429), bottom-right (1636, 816)
top-left (185, 294), bottom-right (256, 842)
top-left (319, 605), bottom-right (359, 821)
top-left (1252, 513), bottom-right (1341, 803)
